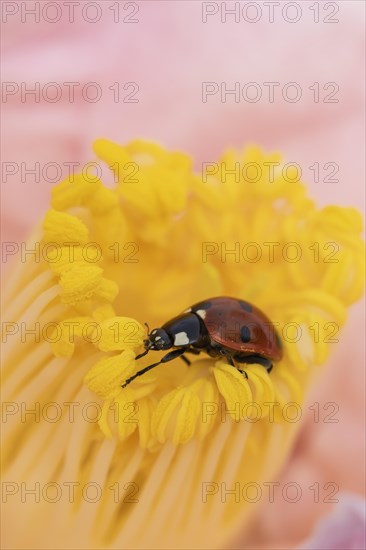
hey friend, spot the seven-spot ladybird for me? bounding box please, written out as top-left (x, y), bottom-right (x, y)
top-left (122, 296), bottom-right (282, 387)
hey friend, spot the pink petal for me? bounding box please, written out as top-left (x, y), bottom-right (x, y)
top-left (300, 494), bottom-right (366, 550)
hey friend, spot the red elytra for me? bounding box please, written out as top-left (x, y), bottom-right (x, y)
top-left (188, 296), bottom-right (283, 362)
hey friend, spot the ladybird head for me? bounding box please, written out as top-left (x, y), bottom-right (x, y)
top-left (146, 328), bottom-right (172, 351)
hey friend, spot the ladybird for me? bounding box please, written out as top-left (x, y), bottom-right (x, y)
top-left (122, 297), bottom-right (282, 387)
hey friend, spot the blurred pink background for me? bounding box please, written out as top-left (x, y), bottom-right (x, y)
top-left (2, 1), bottom-right (365, 242)
top-left (2, 1), bottom-right (365, 548)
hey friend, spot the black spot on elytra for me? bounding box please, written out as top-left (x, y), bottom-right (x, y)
top-left (239, 301), bottom-right (253, 312)
top-left (240, 325), bottom-right (251, 343)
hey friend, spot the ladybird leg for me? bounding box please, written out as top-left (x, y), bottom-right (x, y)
top-left (219, 349), bottom-right (249, 379)
top-left (135, 348), bottom-right (149, 360)
top-left (219, 348), bottom-right (235, 366)
top-left (185, 348), bottom-right (201, 355)
top-left (180, 347), bottom-right (203, 366)
top-left (122, 347), bottom-right (187, 388)
top-left (234, 354), bottom-right (273, 372)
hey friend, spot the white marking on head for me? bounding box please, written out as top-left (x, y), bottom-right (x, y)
top-left (196, 309), bottom-right (206, 319)
top-left (155, 336), bottom-right (162, 341)
top-left (174, 331), bottom-right (189, 346)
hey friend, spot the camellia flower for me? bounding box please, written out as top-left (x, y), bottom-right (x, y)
top-left (2, 139), bottom-right (364, 549)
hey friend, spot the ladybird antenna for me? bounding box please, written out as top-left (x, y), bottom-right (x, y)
top-left (135, 330), bottom-right (153, 360)
top-left (144, 322), bottom-right (150, 334)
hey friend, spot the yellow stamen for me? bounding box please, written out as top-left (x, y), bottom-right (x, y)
top-left (2, 138), bottom-right (364, 549)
